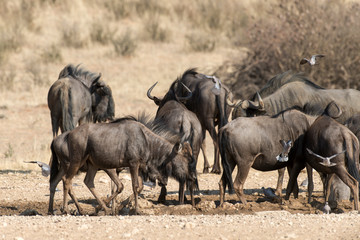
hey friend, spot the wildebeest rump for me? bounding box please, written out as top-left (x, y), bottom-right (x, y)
top-left (147, 69), bottom-right (233, 173)
top-left (218, 108), bottom-right (318, 205)
top-left (47, 64), bottom-right (115, 138)
top-left (285, 116), bottom-right (360, 210)
top-left (48, 115), bottom-right (197, 215)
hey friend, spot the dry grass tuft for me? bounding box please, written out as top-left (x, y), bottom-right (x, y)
top-left (112, 29), bottom-right (138, 56)
top-left (217, 0), bottom-right (360, 99)
top-left (185, 32), bottom-right (216, 52)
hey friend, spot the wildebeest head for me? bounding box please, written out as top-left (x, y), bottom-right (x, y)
top-left (228, 92), bottom-right (266, 119)
top-left (147, 81), bottom-right (192, 109)
top-left (91, 79), bottom-right (115, 123)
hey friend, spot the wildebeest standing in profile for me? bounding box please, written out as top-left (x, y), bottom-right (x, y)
top-left (147, 69), bottom-right (233, 173)
top-left (285, 115), bottom-right (360, 211)
top-left (153, 100), bottom-right (203, 205)
top-left (48, 115), bottom-right (197, 215)
top-left (218, 108), bottom-right (318, 205)
top-left (47, 64), bottom-right (115, 138)
top-left (229, 71), bottom-right (360, 123)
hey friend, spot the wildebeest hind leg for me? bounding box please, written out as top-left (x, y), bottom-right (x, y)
top-left (207, 125), bottom-right (220, 174)
top-left (324, 173), bottom-right (335, 204)
top-left (67, 185), bottom-right (84, 215)
top-left (201, 141), bottom-right (210, 173)
top-left (275, 168), bottom-right (285, 196)
top-left (234, 163), bottom-right (251, 204)
top-left (48, 168), bottom-right (65, 214)
top-left (335, 167), bottom-right (359, 210)
top-left (285, 161), bottom-right (304, 200)
top-left (83, 165), bottom-right (110, 215)
top-left (102, 169), bottom-right (124, 209)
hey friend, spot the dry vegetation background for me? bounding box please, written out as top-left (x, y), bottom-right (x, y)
top-left (0, 0), bottom-right (359, 171)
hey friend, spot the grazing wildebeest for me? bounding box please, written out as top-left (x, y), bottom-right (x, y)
top-left (48, 115), bottom-right (197, 215)
top-left (153, 100), bottom-right (203, 205)
top-left (219, 108), bottom-right (317, 205)
top-left (285, 115), bottom-right (360, 211)
top-left (147, 69), bottom-right (233, 173)
top-left (47, 64), bottom-right (115, 138)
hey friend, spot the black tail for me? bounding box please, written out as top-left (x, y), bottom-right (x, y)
top-left (60, 86), bottom-right (75, 132)
top-left (219, 129), bottom-right (234, 193)
top-left (216, 93), bottom-right (228, 129)
top-left (50, 141), bottom-right (59, 183)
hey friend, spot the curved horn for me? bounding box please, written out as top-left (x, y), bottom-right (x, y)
top-left (256, 92), bottom-right (265, 110)
top-left (147, 82), bottom-right (159, 101)
top-left (176, 82), bottom-right (192, 101)
top-left (226, 95), bottom-right (241, 108)
top-left (242, 92), bottom-right (265, 110)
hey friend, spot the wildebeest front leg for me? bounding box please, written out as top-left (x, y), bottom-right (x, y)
top-left (275, 167), bottom-right (285, 196)
top-left (178, 181), bottom-right (185, 204)
top-left (306, 164), bottom-right (314, 203)
top-left (83, 165), bottom-right (110, 215)
top-left (129, 162), bottom-right (140, 214)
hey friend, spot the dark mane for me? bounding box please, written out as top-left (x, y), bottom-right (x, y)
top-left (254, 71), bottom-right (324, 100)
top-left (111, 113), bottom-right (181, 143)
top-left (58, 64), bottom-right (100, 86)
top-left (270, 105), bottom-right (305, 118)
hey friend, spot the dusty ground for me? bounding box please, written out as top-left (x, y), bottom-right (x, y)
top-left (1, 1), bottom-right (360, 239)
top-left (1, 169), bottom-right (360, 239)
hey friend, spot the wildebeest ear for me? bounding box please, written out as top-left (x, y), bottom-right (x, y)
top-left (279, 140), bottom-right (286, 147)
top-left (93, 73), bottom-right (102, 84)
top-left (173, 142), bottom-right (182, 154)
top-left (325, 101), bottom-right (342, 119)
top-left (182, 141), bottom-right (193, 155)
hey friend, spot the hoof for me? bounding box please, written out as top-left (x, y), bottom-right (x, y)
top-left (210, 168), bottom-right (221, 174)
top-left (203, 168), bottom-right (210, 174)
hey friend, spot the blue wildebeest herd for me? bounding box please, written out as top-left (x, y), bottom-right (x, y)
top-left (46, 65), bottom-right (360, 215)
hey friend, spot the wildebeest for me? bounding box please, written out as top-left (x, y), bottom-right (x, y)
top-left (218, 108), bottom-right (317, 205)
top-left (285, 115), bottom-right (360, 211)
top-left (48, 115), bottom-right (197, 215)
top-left (47, 64), bottom-right (115, 138)
top-left (153, 100), bottom-right (203, 205)
top-left (147, 69), bottom-right (233, 173)
top-left (229, 71), bottom-right (360, 124)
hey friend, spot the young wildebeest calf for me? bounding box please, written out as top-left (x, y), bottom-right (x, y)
top-left (153, 100), bottom-right (203, 206)
top-left (219, 108), bottom-right (318, 205)
top-left (48, 116), bottom-right (197, 215)
top-left (286, 116), bottom-right (360, 211)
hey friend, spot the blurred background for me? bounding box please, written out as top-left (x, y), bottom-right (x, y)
top-left (1, 0), bottom-right (359, 170)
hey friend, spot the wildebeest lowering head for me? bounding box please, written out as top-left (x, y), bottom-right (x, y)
top-left (48, 64), bottom-right (115, 138)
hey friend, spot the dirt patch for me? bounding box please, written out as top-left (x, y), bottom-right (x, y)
top-left (1, 171), bottom-right (360, 239)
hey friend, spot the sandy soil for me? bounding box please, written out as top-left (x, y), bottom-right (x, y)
top-left (1, 169), bottom-right (360, 240)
